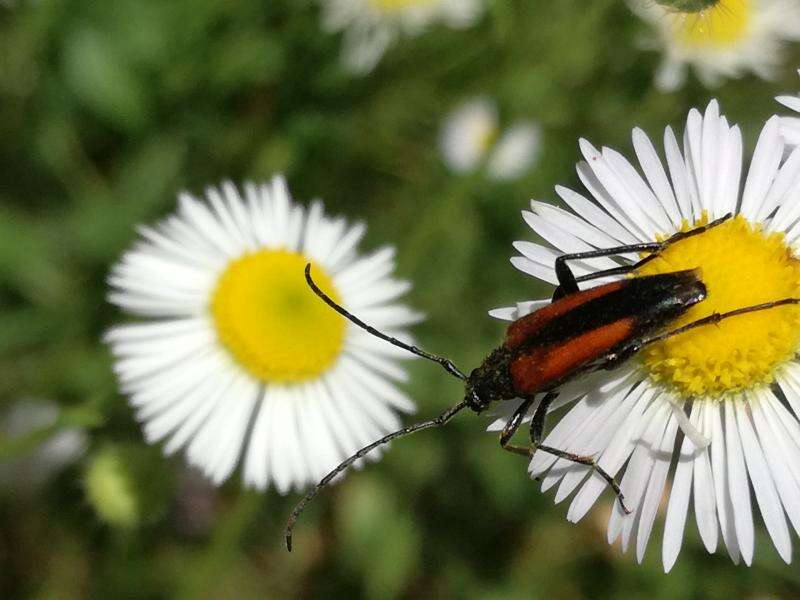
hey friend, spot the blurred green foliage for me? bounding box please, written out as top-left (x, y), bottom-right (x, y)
top-left (2, 0), bottom-right (800, 598)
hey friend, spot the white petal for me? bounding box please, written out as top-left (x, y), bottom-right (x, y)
top-left (544, 381), bottom-right (640, 496)
top-left (579, 139), bottom-right (654, 239)
top-left (662, 402), bottom-right (709, 572)
top-left (758, 144), bottom-right (800, 223)
top-left (663, 126), bottom-right (694, 222)
top-left (751, 389), bottom-right (800, 538)
top-left (740, 117), bottom-right (783, 220)
top-left (576, 161), bottom-right (649, 242)
top-left (243, 389), bottom-right (273, 490)
top-left (555, 185), bottom-right (638, 245)
top-left (725, 400), bottom-right (754, 566)
top-left (529, 200), bottom-right (624, 250)
top-left (636, 410), bottom-right (679, 563)
top-left (736, 396), bottom-right (791, 563)
top-left (767, 146), bottom-right (800, 233)
top-left (603, 145), bottom-right (672, 233)
top-left (567, 385), bottom-right (658, 523)
top-left (632, 127), bottom-right (683, 229)
top-left (718, 125), bottom-right (743, 218)
top-left (692, 403), bottom-right (718, 554)
top-left (608, 400), bottom-right (670, 552)
top-left (709, 401), bottom-right (740, 564)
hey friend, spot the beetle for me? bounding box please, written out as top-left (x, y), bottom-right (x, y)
top-left (284, 213), bottom-right (800, 550)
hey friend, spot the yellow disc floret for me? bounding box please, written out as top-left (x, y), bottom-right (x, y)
top-left (637, 215), bottom-right (800, 399)
top-left (369, 0), bottom-right (438, 12)
top-left (669, 0), bottom-right (751, 48)
top-left (211, 250), bottom-right (346, 383)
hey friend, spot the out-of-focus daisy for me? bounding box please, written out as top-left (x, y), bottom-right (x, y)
top-left (321, 0), bottom-right (483, 73)
top-left (106, 176), bottom-right (419, 492)
top-left (490, 100), bottom-right (800, 571)
top-left (0, 399), bottom-right (87, 495)
top-left (632, 0), bottom-right (800, 90)
top-left (439, 97), bottom-right (541, 180)
top-left (776, 70), bottom-right (800, 146)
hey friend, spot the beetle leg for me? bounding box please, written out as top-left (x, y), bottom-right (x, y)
top-left (554, 243), bottom-right (662, 297)
top-left (528, 393), bottom-right (633, 514)
top-left (499, 393), bottom-right (633, 513)
top-left (499, 396), bottom-right (536, 457)
top-left (641, 297), bottom-right (800, 347)
top-left (551, 213), bottom-right (732, 299)
top-left (658, 213), bottom-right (732, 249)
top-left (533, 443), bottom-right (632, 514)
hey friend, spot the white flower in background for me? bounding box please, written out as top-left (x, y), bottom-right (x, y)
top-left (439, 97), bottom-right (541, 180)
top-left (0, 399), bottom-right (87, 494)
top-left (322, 0), bottom-right (483, 73)
top-left (490, 100), bottom-right (800, 570)
top-left (776, 70), bottom-right (800, 146)
top-left (632, 0), bottom-right (800, 90)
top-left (106, 176), bottom-right (420, 492)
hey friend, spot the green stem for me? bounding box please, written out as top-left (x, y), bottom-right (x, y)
top-left (176, 491), bottom-right (263, 600)
top-left (655, 0), bottom-right (718, 12)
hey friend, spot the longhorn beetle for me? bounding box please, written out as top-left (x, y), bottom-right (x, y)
top-left (284, 213), bottom-right (800, 551)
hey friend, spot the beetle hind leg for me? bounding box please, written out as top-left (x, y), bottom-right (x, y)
top-left (533, 443), bottom-right (631, 514)
top-left (529, 393), bottom-right (633, 515)
top-left (498, 393), bottom-right (633, 514)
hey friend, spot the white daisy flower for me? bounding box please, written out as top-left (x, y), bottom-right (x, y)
top-left (632, 0), bottom-right (800, 90)
top-left (105, 176), bottom-right (420, 493)
top-left (321, 0), bottom-right (483, 74)
top-left (776, 70), bottom-right (800, 146)
top-left (489, 100), bottom-right (800, 571)
top-left (439, 97), bottom-right (541, 180)
top-left (0, 399), bottom-right (87, 495)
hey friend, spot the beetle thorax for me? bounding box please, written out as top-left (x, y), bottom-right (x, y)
top-left (464, 346), bottom-right (516, 412)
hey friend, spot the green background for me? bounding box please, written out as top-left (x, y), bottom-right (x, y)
top-left (2, 0), bottom-right (800, 597)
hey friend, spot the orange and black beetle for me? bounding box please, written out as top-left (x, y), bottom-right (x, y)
top-left (285, 214), bottom-right (800, 550)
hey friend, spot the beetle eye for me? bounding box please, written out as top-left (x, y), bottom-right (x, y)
top-left (472, 389), bottom-right (483, 407)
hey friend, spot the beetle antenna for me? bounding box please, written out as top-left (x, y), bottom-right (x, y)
top-left (284, 400), bottom-right (469, 552)
top-left (305, 264), bottom-right (467, 381)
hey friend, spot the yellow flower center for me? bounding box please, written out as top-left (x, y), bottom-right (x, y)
top-left (636, 215), bottom-right (800, 399)
top-left (474, 124), bottom-right (499, 156)
top-left (210, 250), bottom-right (346, 383)
top-left (669, 0), bottom-right (751, 48)
top-left (369, 0), bottom-right (438, 12)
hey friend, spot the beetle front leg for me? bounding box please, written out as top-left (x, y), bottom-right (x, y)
top-left (499, 391), bottom-right (559, 457)
top-left (499, 395), bottom-right (537, 457)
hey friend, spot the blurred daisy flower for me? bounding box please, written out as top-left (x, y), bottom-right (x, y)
top-left (632, 0), bottom-right (800, 90)
top-left (776, 70), bottom-right (800, 146)
top-left (439, 97), bottom-right (541, 180)
top-left (321, 0), bottom-right (483, 73)
top-left (491, 101), bottom-right (800, 570)
top-left (0, 399), bottom-right (87, 495)
top-left (106, 176), bottom-right (420, 492)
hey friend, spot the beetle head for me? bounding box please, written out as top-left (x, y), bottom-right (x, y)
top-left (464, 346), bottom-right (515, 413)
